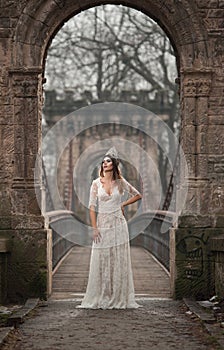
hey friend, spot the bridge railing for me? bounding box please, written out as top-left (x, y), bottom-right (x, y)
top-left (46, 209), bottom-right (174, 273)
top-left (45, 210), bottom-right (88, 271)
top-left (129, 210), bottom-right (175, 271)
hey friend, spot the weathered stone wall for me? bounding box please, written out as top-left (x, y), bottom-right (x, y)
top-left (0, 2), bottom-right (49, 302)
top-left (0, 0), bottom-right (224, 301)
top-left (210, 235), bottom-right (224, 298)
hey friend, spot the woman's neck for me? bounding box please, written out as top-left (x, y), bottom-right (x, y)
top-left (103, 171), bottom-right (113, 181)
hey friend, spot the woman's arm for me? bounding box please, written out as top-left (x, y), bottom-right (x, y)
top-left (121, 193), bottom-right (142, 213)
top-left (89, 205), bottom-right (97, 228)
top-left (88, 180), bottom-right (101, 243)
top-left (121, 178), bottom-right (142, 215)
top-left (89, 205), bottom-right (101, 243)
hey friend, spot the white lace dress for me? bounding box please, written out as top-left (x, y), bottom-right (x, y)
top-left (77, 177), bottom-right (141, 309)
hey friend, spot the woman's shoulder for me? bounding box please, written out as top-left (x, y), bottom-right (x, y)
top-left (119, 176), bottom-right (127, 184)
top-left (92, 177), bottom-right (101, 185)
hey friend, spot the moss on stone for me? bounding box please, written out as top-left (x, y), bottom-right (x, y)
top-left (0, 229), bottom-right (48, 303)
top-left (29, 269), bottom-right (47, 300)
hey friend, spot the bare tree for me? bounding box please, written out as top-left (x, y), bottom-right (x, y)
top-left (46, 6), bottom-right (177, 100)
top-left (45, 5), bottom-right (179, 196)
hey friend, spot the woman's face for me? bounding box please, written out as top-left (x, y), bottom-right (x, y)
top-left (102, 157), bottom-right (113, 172)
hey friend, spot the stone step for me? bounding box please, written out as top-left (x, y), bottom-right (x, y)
top-left (183, 298), bottom-right (216, 324)
top-left (0, 327), bottom-right (14, 346)
top-left (7, 298), bottom-right (39, 328)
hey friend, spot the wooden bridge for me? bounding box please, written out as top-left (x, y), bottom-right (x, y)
top-left (51, 245), bottom-right (171, 300)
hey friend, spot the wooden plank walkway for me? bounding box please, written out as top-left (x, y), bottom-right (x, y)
top-left (51, 245), bottom-right (171, 300)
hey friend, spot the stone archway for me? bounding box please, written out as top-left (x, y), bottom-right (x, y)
top-left (1, 0), bottom-right (223, 302)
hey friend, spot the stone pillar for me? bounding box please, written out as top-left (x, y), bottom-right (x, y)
top-left (171, 70), bottom-right (219, 299)
top-left (0, 68), bottom-right (50, 302)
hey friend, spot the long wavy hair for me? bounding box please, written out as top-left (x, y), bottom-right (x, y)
top-left (99, 156), bottom-right (124, 193)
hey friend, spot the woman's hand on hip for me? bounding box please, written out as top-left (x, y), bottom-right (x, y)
top-left (121, 203), bottom-right (125, 216)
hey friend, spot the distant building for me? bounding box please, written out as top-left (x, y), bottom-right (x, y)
top-left (43, 90), bottom-right (171, 223)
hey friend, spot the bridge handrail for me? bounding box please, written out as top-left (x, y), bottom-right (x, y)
top-left (45, 210), bottom-right (86, 226)
top-left (48, 209), bottom-right (175, 272)
top-left (129, 210), bottom-right (175, 224)
top-left (129, 210), bottom-right (175, 272)
top-left (45, 209), bottom-right (175, 224)
top-left (45, 210), bottom-right (87, 271)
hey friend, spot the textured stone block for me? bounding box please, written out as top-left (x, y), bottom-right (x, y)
top-left (209, 184), bottom-right (224, 214)
top-left (196, 1), bottom-right (218, 8)
top-left (173, 227), bottom-right (218, 299)
top-left (184, 153), bottom-right (196, 177)
top-left (207, 126), bottom-right (224, 154)
top-left (1, 124), bottom-right (14, 154)
top-left (0, 18), bottom-right (10, 28)
top-left (209, 106), bottom-right (224, 115)
top-left (174, 19), bottom-right (195, 44)
top-left (13, 153), bottom-right (25, 179)
top-left (182, 125), bottom-right (195, 154)
top-left (11, 186), bottom-right (43, 217)
top-left (208, 155), bottom-right (224, 174)
top-left (12, 74), bottom-right (39, 98)
top-left (210, 234), bottom-right (224, 251)
top-left (26, 98), bottom-right (39, 125)
top-left (25, 126), bottom-right (39, 155)
top-left (14, 99), bottom-right (25, 124)
top-left (178, 215), bottom-right (213, 228)
top-left (181, 187), bottom-right (198, 214)
top-left (207, 9), bottom-right (224, 17)
top-left (25, 154), bottom-right (37, 179)
top-left (208, 115), bottom-right (224, 125)
top-left (11, 188), bottom-right (27, 214)
top-left (11, 215), bottom-right (44, 230)
top-left (0, 229), bottom-right (48, 302)
top-left (214, 252), bottom-right (224, 298)
top-left (0, 217), bottom-right (11, 230)
top-left (209, 95), bottom-right (224, 108)
top-left (179, 43), bottom-right (195, 66)
top-left (14, 125), bottom-right (25, 153)
top-left (7, 262), bottom-right (47, 302)
top-left (182, 97), bottom-right (196, 125)
top-left (199, 183), bottom-right (213, 215)
top-left (196, 125), bottom-right (208, 154)
top-left (210, 235), bottom-right (224, 298)
top-left (216, 216), bottom-right (224, 227)
top-left (0, 105), bottom-right (13, 124)
top-left (183, 76), bottom-right (211, 97)
top-left (196, 97), bottom-right (208, 124)
top-left (0, 238), bottom-right (10, 252)
top-left (0, 190), bottom-right (11, 216)
top-left (16, 14), bottom-right (46, 46)
top-left (196, 154), bottom-right (208, 178)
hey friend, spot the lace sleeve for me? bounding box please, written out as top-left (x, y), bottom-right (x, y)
top-left (88, 180), bottom-right (98, 208)
top-left (122, 178), bottom-right (141, 197)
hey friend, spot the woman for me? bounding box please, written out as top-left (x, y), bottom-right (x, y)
top-left (78, 147), bottom-right (142, 309)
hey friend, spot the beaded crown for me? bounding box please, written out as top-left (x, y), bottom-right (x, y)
top-left (105, 146), bottom-right (119, 160)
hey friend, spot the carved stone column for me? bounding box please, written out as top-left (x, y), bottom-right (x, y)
top-left (179, 70), bottom-right (212, 219)
top-left (170, 70), bottom-right (217, 299)
top-left (9, 69), bottom-right (43, 222)
top-left (1, 68), bottom-right (50, 302)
